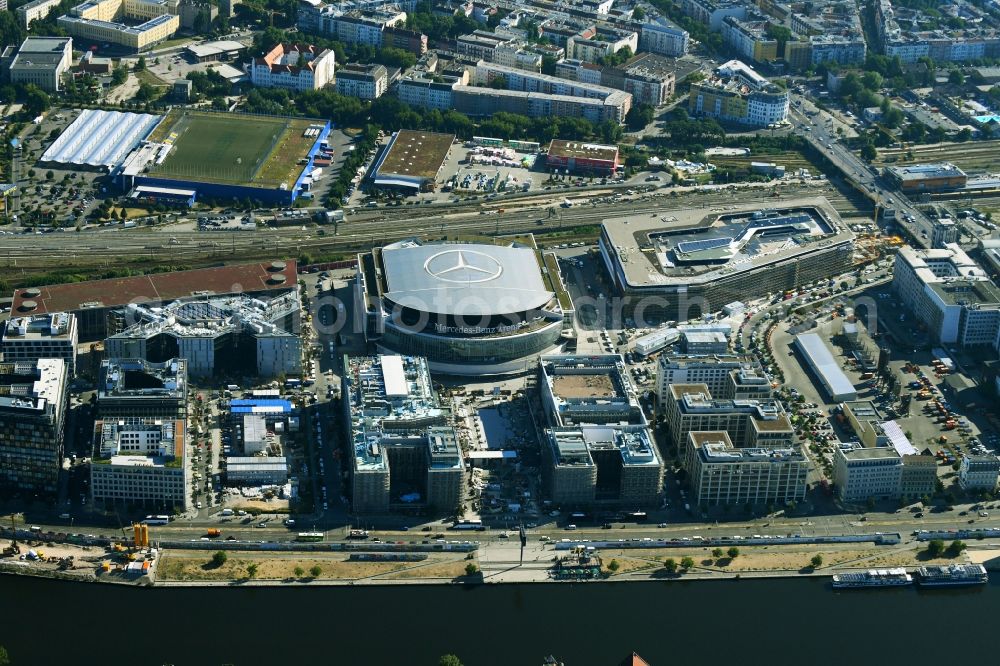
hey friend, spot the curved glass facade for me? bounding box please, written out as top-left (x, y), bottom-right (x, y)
top-left (381, 317), bottom-right (563, 366)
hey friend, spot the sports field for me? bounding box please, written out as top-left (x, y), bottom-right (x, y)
top-left (147, 111), bottom-right (321, 187)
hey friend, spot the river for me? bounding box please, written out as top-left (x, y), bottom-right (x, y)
top-left (1, 575), bottom-right (995, 665)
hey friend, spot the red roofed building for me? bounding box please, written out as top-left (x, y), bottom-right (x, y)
top-left (11, 259), bottom-right (297, 341)
top-left (249, 43), bottom-right (335, 92)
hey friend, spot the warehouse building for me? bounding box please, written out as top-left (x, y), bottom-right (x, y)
top-left (685, 431), bottom-right (807, 506)
top-left (0, 359), bottom-right (67, 494)
top-left (540, 354), bottom-right (644, 427)
top-left (544, 425), bottom-right (663, 507)
top-left (793, 333), bottom-right (857, 402)
top-left (1, 312), bottom-right (78, 376)
top-left (342, 355), bottom-right (464, 514)
top-left (369, 129), bottom-right (455, 193)
top-left (600, 198), bottom-right (854, 321)
top-left (885, 163), bottom-right (967, 194)
top-left (90, 417), bottom-right (188, 510)
top-left (39, 109), bottom-right (163, 172)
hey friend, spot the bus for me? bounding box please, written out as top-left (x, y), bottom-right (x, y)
top-left (451, 519), bottom-right (485, 531)
top-left (347, 529), bottom-right (369, 539)
top-left (143, 515), bottom-right (170, 525)
top-left (624, 511), bottom-right (648, 522)
top-left (296, 532), bottom-right (324, 542)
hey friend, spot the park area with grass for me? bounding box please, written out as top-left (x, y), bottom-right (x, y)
top-left (147, 110), bottom-right (321, 188)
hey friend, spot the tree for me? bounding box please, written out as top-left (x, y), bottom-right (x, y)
top-left (24, 86), bottom-right (50, 117)
top-left (246, 562), bottom-right (258, 578)
top-left (607, 559), bottom-right (620, 572)
top-left (193, 7), bottom-right (211, 34)
top-left (465, 562), bottom-right (479, 576)
top-left (0, 644), bottom-right (9, 666)
top-left (947, 540), bottom-right (967, 556)
top-left (948, 69), bottom-right (965, 86)
top-left (860, 142), bottom-right (877, 161)
top-left (680, 556), bottom-right (695, 570)
top-left (663, 558), bottom-right (678, 573)
top-left (625, 103), bottom-right (655, 131)
top-left (134, 56), bottom-right (146, 72)
top-left (211, 551), bottom-right (227, 567)
top-left (294, 566), bottom-right (304, 577)
top-left (727, 547), bottom-right (740, 559)
top-left (712, 548), bottom-right (724, 559)
top-left (810, 554), bottom-right (823, 568)
top-left (309, 564), bottom-right (322, 577)
top-left (439, 656), bottom-right (464, 666)
top-left (632, 5), bottom-right (645, 19)
top-left (112, 64), bottom-right (128, 86)
top-left (927, 539), bottom-right (945, 557)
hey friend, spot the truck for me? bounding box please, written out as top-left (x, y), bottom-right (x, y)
top-left (219, 508), bottom-right (234, 517)
top-left (206, 528), bottom-right (222, 537)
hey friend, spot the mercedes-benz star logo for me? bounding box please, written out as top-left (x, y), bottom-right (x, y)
top-left (424, 249), bottom-right (503, 284)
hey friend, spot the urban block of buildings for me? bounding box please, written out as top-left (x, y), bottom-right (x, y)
top-left (554, 52), bottom-right (677, 107)
top-left (1, 312), bottom-right (78, 377)
top-left (0, 359), bottom-right (67, 494)
top-left (17, 0), bottom-right (64, 27)
top-left (57, 0), bottom-right (181, 51)
top-left (298, 6), bottom-right (428, 55)
top-left (833, 437), bottom-right (936, 503)
top-left (249, 43), bottom-right (336, 92)
top-left (97, 358), bottom-right (188, 420)
top-left (781, 0), bottom-right (866, 70)
top-left (876, 0), bottom-right (1000, 63)
top-left (689, 59), bottom-right (789, 128)
top-left (105, 292), bottom-right (302, 378)
top-left (342, 354), bottom-right (464, 514)
top-left (655, 354), bottom-right (773, 403)
top-left (685, 430), bottom-right (806, 506)
top-left (892, 243), bottom-right (1000, 349)
top-left (639, 18), bottom-right (690, 57)
top-left (540, 354), bottom-right (645, 427)
top-left (884, 163), bottom-right (968, 194)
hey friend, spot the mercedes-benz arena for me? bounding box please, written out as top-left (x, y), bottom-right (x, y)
top-left (357, 238), bottom-right (572, 375)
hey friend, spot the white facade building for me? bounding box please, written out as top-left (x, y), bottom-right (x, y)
top-left (2, 312), bottom-right (78, 376)
top-left (249, 43), bottom-right (335, 91)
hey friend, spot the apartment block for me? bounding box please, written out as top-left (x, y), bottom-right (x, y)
top-left (17, 0), bottom-right (64, 28)
top-left (557, 53), bottom-right (676, 107)
top-left (90, 417), bottom-right (188, 510)
top-left (0, 359), bottom-right (67, 493)
top-left (2, 312), bottom-right (78, 376)
top-left (640, 19), bottom-right (689, 57)
top-left (566, 26), bottom-right (638, 63)
top-left (249, 43), bottom-right (335, 91)
top-left (335, 62), bottom-right (388, 99)
top-left (960, 455), bottom-right (1000, 492)
top-left (689, 59), bottom-right (789, 127)
top-left (685, 431), bottom-right (807, 506)
top-left (456, 30), bottom-right (542, 71)
top-left (680, 0), bottom-right (746, 30)
top-left (397, 75), bottom-right (459, 110)
top-left (722, 15), bottom-right (779, 64)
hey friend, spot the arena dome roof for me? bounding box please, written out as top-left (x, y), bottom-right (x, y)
top-left (381, 243), bottom-right (553, 318)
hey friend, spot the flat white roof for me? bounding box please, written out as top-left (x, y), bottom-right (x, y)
top-left (795, 333), bottom-right (856, 400)
top-left (882, 420), bottom-right (917, 456)
top-left (380, 354), bottom-right (408, 397)
top-left (41, 109), bottom-right (161, 170)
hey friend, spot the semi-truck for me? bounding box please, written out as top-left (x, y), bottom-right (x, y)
top-left (206, 528), bottom-right (222, 537)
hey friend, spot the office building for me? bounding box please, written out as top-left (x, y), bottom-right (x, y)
top-left (682, 330), bottom-right (728, 354)
top-left (834, 440), bottom-right (936, 502)
top-left (2, 312), bottom-right (78, 376)
top-left (656, 354), bottom-right (772, 403)
top-left (689, 59), bottom-right (789, 127)
top-left (893, 243), bottom-right (1000, 348)
top-left (97, 358), bottom-right (187, 419)
top-left (7, 37), bottom-right (72, 92)
top-left (540, 354), bottom-right (644, 427)
top-left (960, 455), bottom-right (1000, 492)
top-left (249, 43), bottom-right (335, 91)
top-left (640, 19), bottom-right (689, 57)
top-left (685, 431), bottom-right (807, 506)
top-left (105, 292), bottom-right (301, 378)
top-left (335, 62), bottom-right (388, 99)
top-left (662, 383), bottom-right (793, 457)
top-left (544, 425), bottom-right (663, 507)
top-left (342, 355), bottom-right (464, 513)
top-left (0, 359), bottom-right (67, 493)
top-left (90, 417), bottom-right (188, 510)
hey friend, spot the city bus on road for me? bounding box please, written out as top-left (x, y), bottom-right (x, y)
top-left (451, 519), bottom-right (485, 531)
top-left (143, 515), bottom-right (170, 525)
top-left (296, 532), bottom-right (324, 542)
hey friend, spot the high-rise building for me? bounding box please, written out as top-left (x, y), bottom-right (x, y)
top-left (0, 359), bottom-right (67, 493)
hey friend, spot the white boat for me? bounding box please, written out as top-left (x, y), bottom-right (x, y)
top-left (832, 568), bottom-right (913, 589)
